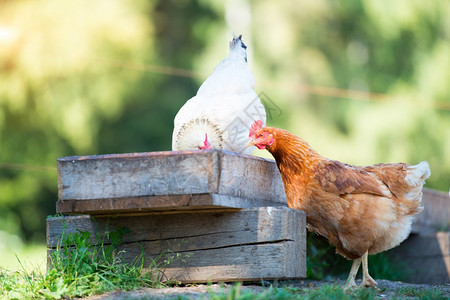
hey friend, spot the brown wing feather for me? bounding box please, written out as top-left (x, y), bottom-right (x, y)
top-left (313, 160), bottom-right (390, 197)
top-left (362, 163), bottom-right (410, 197)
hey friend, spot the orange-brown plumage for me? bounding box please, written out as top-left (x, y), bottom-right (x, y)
top-left (248, 123), bottom-right (431, 288)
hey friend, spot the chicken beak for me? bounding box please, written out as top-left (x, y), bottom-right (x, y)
top-left (246, 139), bottom-right (255, 148)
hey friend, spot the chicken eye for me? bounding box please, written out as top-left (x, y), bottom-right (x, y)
top-left (259, 133), bottom-right (264, 138)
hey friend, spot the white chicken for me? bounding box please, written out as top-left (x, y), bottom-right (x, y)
top-left (172, 35), bottom-right (266, 154)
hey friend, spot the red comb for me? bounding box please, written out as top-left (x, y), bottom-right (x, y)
top-left (249, 120), bottom-right (263, 137)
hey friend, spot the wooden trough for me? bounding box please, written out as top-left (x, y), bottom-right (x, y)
top-left (48, 150), bottom-right (307, 282)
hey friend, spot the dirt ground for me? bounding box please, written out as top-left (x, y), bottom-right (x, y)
top-left (84, 279), bottom-right (450, 299)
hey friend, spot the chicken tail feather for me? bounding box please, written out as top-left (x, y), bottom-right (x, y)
top-left (174, 118), bottom-right (223, 151)
top-left (229, 35), bottom-right (248, 62)
top-left (399, 161), bottom-right (430, 214)
top-left (405, 161), bottom-right (431, 187)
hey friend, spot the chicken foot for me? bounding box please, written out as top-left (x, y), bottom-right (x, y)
top-left (343, 257), bottom-right (361, 290)
top-left (344, 251), bottom-right (377, 290)
top-left (361, 251), bottom-right (377, 287)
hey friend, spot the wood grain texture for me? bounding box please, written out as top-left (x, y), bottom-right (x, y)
top-left (47, 207), bottom-right (306, 282)
top-left (412, 188), bottom-right (450, 235)
top-left (390, 232), bottom-right (450, 284)
top-left (58, 151), bottom-right (219, 200)
top-left (56, 193), bottom-right (286, 215)
top-left (57, 150), bottom-right (286, 214)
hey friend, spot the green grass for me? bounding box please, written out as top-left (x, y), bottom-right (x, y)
top-left (207, 283), bottom-right (378, 300)
top-left (0, 226), bottom-right (180, 299)
top-left (394, 287), bottom-right (447, 300)
top-left (206, 283), bottom-right (449, 300)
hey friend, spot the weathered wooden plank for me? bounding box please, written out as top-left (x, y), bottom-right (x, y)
top-left (113, 242), bottom-right (301, 283)
top-left (57, 150), bottom-right (287, 214)
top-left (164, 241), bottom-right (303, 282)
top-left (57, 151), bottom-right (219, 200)
top-left (412, 188), bottom-right (450, 235)
top-left (55, 193), bottom-right (286, 215)
top-left (47, 207), bottom-right (303, 247)
top-left (390, 232), bottom-right (450, 284)
top-left (217, 152), bottom-right (285, 203)
top-left (47, 207), bottom-right (306, 282)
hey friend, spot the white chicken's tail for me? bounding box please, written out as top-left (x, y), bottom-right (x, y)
top-left (405, 161), bottom-right (431, 187)
top-left (173, 118), bottom-right (223, 151)
top-left (229, 35), bottom-right (248, 62)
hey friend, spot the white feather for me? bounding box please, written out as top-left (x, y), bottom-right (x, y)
top-left (172, 35), bottom-right (266, 154)
top-left (405, 161), bottom-right (431, 187)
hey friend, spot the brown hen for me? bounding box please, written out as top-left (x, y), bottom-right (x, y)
top-left (247, 120), bottom-right (430, 289)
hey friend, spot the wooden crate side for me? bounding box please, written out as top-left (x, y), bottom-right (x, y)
top-left (390, 232), bottom-right (450, 284)
top-left (47, 242), bottom-right (303, 283)
top-left (282, 206), bottom-right (307, 277)
top-left (150, 242), bottom-right (301, 282)
top-left (57, 151), bottom-right (220, 201)
top-left (56, 193), bottom-right (287, 215)
top-left (218, 151), bottom-right (286, 204)
top-left (47, 207), bottom-right (301, 247)
top-left (412, 188), bottom-right (450, 235)
top-left (47, 207), bottom-right (306, 282)
top-left (57, 150), bottom-right (287, 214)
top-left (47, 215), bottom-right (96, 247)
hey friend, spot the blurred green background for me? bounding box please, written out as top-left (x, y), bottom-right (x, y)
top-left (0, 0), bottom-right (449, 270)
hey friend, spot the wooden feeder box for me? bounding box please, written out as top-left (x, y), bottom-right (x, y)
top-left (48, 150), bottom-right (307, 282)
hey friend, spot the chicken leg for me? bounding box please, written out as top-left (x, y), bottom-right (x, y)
top-left (361, 251), bottom-right (377, 287)
top-left (343, 257), bottom-right (361, 290)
